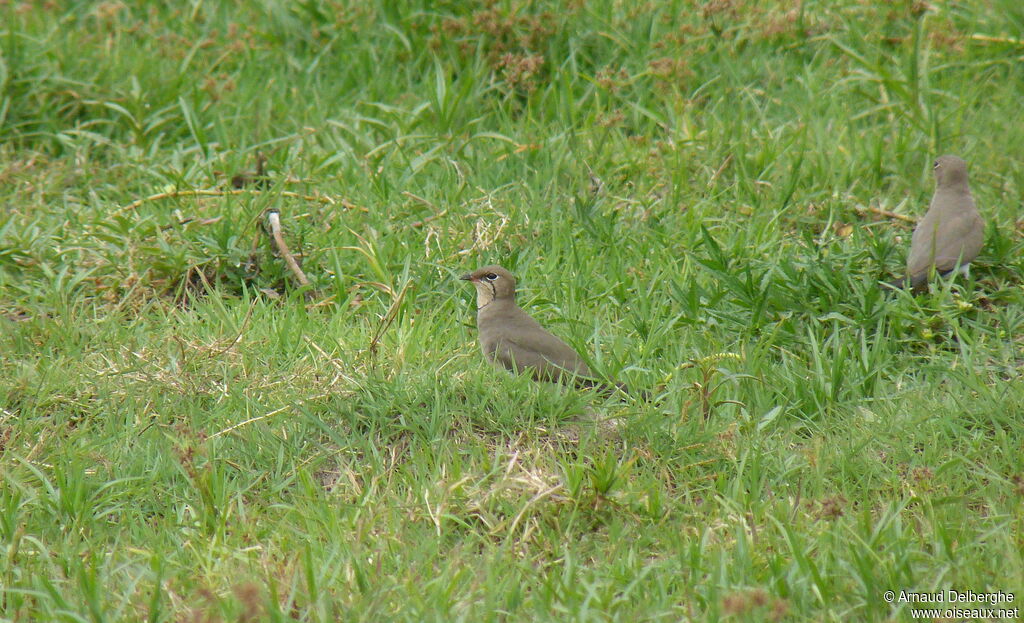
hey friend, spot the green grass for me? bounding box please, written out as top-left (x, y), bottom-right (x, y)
top-left (2, 1), bottom-right (1024, 621)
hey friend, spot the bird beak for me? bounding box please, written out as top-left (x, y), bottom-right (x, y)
top-left (460, 273), bottom-right (474, 282)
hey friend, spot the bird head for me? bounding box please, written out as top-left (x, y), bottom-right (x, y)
top-left (933, 155), bottom-right (969, 190)
top-left (460, 265), bottom-right (516, 308)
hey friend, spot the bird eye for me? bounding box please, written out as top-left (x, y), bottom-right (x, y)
top-left (933, 160), bottom-right (939, 168)
top-left (484, 273), bottom-right (499, 281)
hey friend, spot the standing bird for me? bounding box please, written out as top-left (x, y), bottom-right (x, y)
top-left (887, 155), bottom-right (984, 292)
top-left (461, 265), bottom-right (631, 396)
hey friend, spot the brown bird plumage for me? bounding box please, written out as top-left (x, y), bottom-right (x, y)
top-left (461, 265), bottom-right (630, 395)
top-left (888, 155), bottom-right (984, 292)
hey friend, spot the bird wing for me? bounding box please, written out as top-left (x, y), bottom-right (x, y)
top-left (907, 197), bottom-right (982, 283)
top-left (480, 305), bottom-right (593, 382)
top-left (492, 331), bottom-right (592, 381)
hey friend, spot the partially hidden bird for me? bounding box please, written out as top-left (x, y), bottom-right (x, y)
top-left (461, 265), bottom-right (633, 396)
top-left (887, 155), bottom-right (984, 292)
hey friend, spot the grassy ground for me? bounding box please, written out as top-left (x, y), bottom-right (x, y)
top-left (2, 1), bottom-right (1024, 621)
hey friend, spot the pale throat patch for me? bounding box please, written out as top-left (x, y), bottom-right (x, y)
top-left (475, 282), bottom-right (495, 309)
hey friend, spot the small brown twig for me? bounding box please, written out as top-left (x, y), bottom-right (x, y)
top-left (402, 191), bottom-right (448, 228)
top-left (368, 279), bottom-right (411, 355)
top-left (969, 33), bottom-right (1024, 46)
top-left (118, 189), bottom-right (366, 213)
top-left (856, 205), bottom-right (917, 224)
top-left (265, 209), bottom-right (310, 287)
top-left (210, 393), bottom-right (331, 439)
top-left (402, 191), bottom-right (435, 209)
top-left (409, 209), bottom-right (448, 228)
top-left (708, 153), bottom-right (734, 186)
